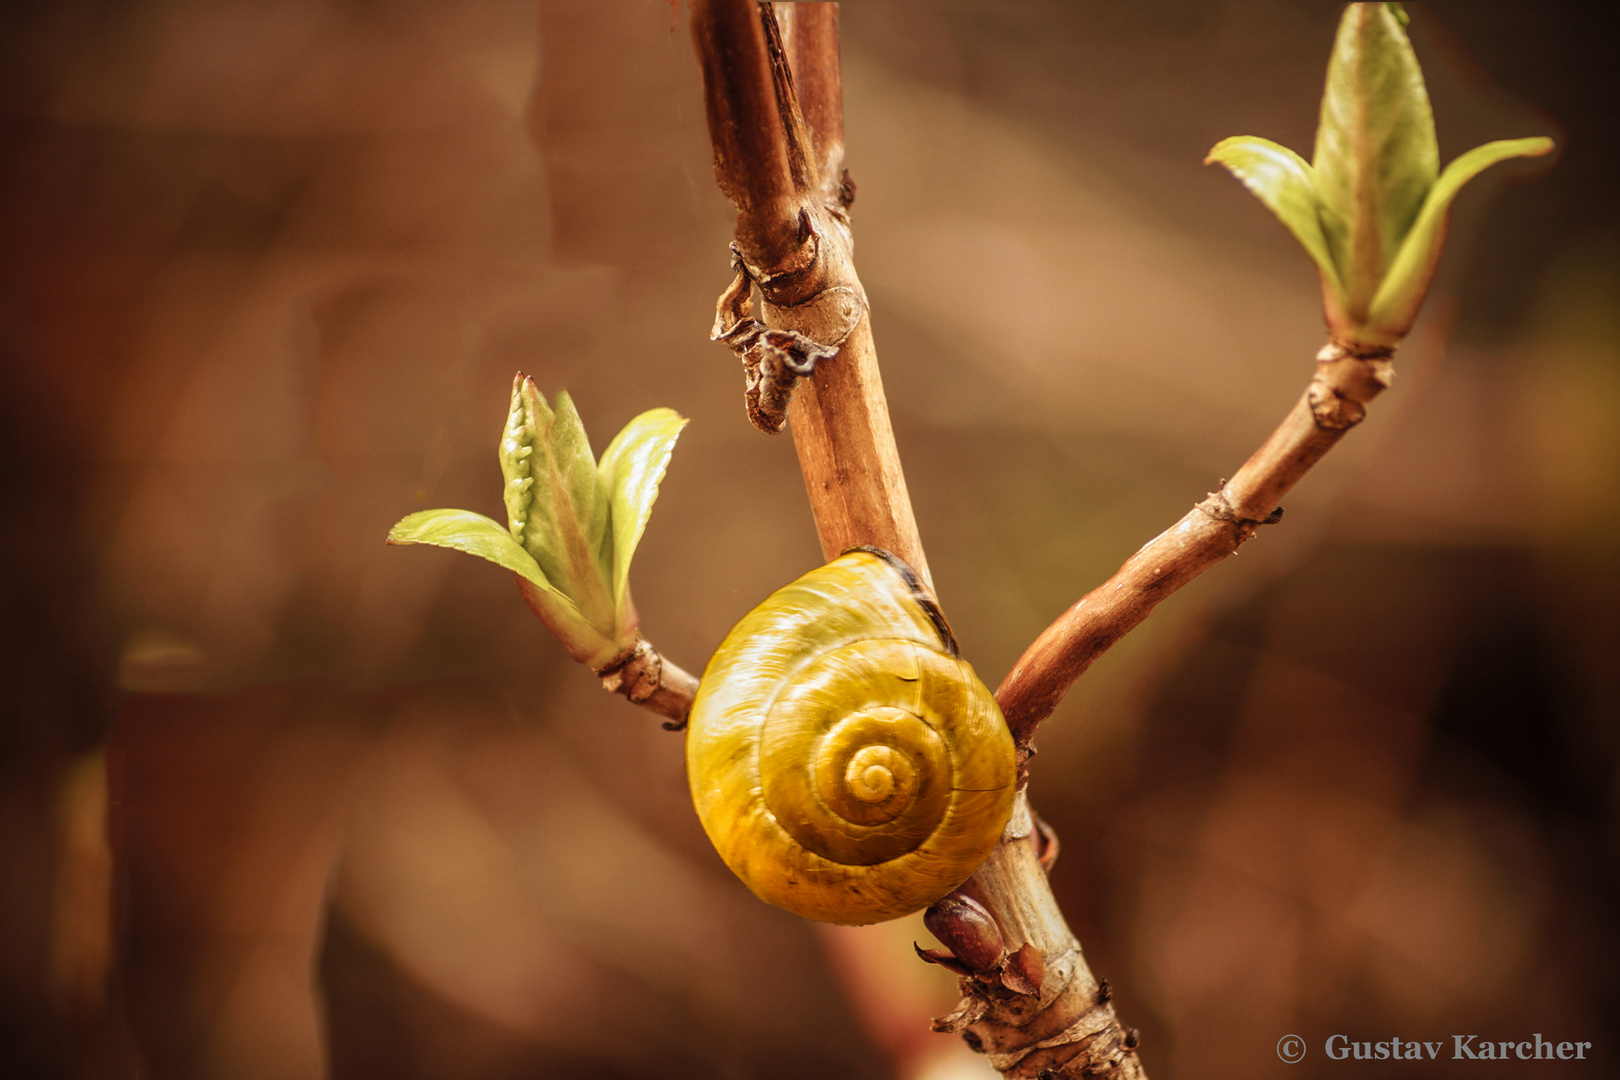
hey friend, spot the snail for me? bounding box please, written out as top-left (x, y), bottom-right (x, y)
top-left (686, 547), bottom-right (1016, 925)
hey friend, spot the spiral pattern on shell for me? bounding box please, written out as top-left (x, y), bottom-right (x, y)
top-left (686, 548), bottom-right (1016, 925)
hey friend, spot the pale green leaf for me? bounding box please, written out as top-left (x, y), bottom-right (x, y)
top-left (389, 508), bottom-right (551, 586)
top-left (1367, 135), bottom-right (1555, 339)
top-left (598, 407), bottom-right (688, 628)
top-left (517, 381), bottom-right (616, 635)
top-left (1312, 2), bottom-right (1438, 316)
top-left (551, 390), bottom-right (610, 565)
top-left (388, 508), bottom-right (615, 664)
top-left (1205, 136), bottom-right (1344, 301)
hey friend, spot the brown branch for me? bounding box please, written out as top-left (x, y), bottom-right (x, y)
top-left (884, 340), bottom-right (1392, 1077)
top-left (776, 3), bottom-right (845, 206)
top-left (690, 0), bottom-right (809, 270)
top-left (514, 576), bottom-right (699, 729)
top-left (934, 796), bottom-right (1142, 1078)
top-left (693, 0), bottom-right (928, 582)
top-left (691, 5), bottom-right (1143, 1078)
top-left (996, 343), bottom-right (1395, 744)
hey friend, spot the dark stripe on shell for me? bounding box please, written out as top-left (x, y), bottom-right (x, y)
top-left (841, 546), bottom-right (960, 658)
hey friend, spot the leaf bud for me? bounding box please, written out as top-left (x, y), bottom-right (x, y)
top-left (924, 894), bottom-right (1005, 973)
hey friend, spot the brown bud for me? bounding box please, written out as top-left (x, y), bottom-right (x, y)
top-left (924, 894), bottom-right (1005, 972)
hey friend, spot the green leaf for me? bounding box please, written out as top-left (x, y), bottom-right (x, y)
top-left (512, 379), bottom-right (615, 635)
top-left (598, 408), bottom-right (688, 629)
top-left (393, 384), bottom-right (688, 666)
top-left (551, 390), bottom-right (610, 565)
top-left (1206, 136), bottom-right (1344, 302)
top-left (388, 508), bottom-right (616, 664)
top-left (389, 506), bottom-right (551, 583)
top-left (1367, 135), bottom-right (1555, 340)
top-left (1312, 2), bottom-right (1438, 317)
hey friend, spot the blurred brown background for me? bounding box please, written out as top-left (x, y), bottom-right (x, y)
top-left (1, 1), bottom-right (1615, 1078)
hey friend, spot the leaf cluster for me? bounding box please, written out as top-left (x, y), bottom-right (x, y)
top-left (389, 374), bottom-right (686, 667)
top-left (1208, 3), bottom-right (1552, 348)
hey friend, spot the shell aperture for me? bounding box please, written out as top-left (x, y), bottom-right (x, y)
top-left (685, 548), bottom-right (1016, 925)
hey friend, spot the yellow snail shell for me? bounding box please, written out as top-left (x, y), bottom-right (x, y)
top-left (685, 547), bottom-right (1016, 925)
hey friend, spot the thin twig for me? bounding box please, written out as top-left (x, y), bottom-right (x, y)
top-left (595, 639), bottom-right (700, 730)
top-left (995, 343), bottom-right (1395, 744)
top-left (514, 579), bottom-right (699, 728)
